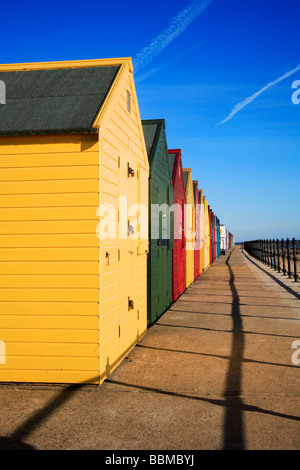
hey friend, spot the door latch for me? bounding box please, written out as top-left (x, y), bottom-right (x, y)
top-left (127, 163), bottom-right (135, 177)
top-left (128, 221), bottom-right (135, 235)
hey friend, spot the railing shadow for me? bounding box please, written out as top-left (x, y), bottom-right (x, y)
top-left (222, 249), bottom-right (246, 450)
top-left (242, 250), bottom-right (300, 300)
top-left (0, 380), bottom-right (96, 450)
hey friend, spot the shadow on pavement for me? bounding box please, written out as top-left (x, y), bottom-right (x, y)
top-left (222, 249), bottom-right (245, 450)
top-left (242, 250), bottom-right (300, 300)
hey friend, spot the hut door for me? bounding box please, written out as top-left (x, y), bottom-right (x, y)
top-left (180, 199), bottom-right (185, 292)
top-left (119, 148), bottom-right (138, 351)
top-left (160, 184), bottom-right (168, 310)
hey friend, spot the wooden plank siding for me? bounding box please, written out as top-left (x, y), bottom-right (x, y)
top-left (193, 181), bottom-right (200, 280)
top-left (168, 149), bottom-right (186, 303)
top-left (0, 134), bottom-right (100, 384)
top-left (98, 63), bottom-right (148, 383)
top-left (183, 169), bottom-right (195, 288)
top-left (0, 59), bottom-right (149, 386)
top-left (144, 121), bottom-right (173, 326)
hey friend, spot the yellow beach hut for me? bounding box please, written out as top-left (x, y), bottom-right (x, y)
top-left (203, 195), bottom-right (210, 271)
top-left (183, 168), bottom-right (195, 288)
top-left (198, 189), bottom-right (205, 275)
top-left (0, 58), bottom-right (149, 385)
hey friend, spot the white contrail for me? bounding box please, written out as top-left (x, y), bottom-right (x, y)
top-left (218, 63), bottom-right (300, 125)
top-left (133, 0), bottom-right (212, 74)
top-left (135, 40), bottom-right (207, 84)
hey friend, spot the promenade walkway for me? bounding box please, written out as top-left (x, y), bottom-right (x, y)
top-left (0, 246), bottom-right (299, 450)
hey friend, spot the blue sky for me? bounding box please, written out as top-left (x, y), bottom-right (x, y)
top-left (1, 0), bottom-right (299, 242)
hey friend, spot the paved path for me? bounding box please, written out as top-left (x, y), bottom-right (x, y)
top-left (0, 246), bottom-right (299, 450)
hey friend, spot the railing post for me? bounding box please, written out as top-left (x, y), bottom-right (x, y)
top-left (274, 239), bottom-right (277, 271)
top-left (271, 240), bottom-right (275, 269)
top-left (267, 239), bottom-right (270, 266)
top-left (281, 238), bottom-right (286, 276)
top-left (276, 239), bottom-right (281, 273)
top-left (287, 238), bottom-right (292, 279)
top-left (270, 239), bottom-right (273, 268)
top-left (292, 238), bottom-right (298, 282)
top-left (265, 239), bottom-right (267, 264)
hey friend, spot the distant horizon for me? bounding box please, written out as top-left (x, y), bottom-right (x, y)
top-left (236, 238), bottom-right (300, 244)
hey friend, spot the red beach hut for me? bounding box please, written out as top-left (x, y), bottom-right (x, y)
top-left (168, 149), bottom-right (186, 302)
top-left (213, 214), bottom-right (217, 262)
top-left (208, 206), bottom-right (213, 266)
top-left (212, 212), bottom-right (216, 263)
top-left (193, 181), bottom-right (200, 280)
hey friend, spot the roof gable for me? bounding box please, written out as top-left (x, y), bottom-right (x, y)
top-left (183, 168), bottom-right (192, 191)
top-left (168, 149), bottom-right (181, 182)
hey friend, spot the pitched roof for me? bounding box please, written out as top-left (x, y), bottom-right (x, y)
top-left (168, 152), bottom-right (176, 176)
top-left (183, 171), bottom-right (188, 188)
top-left (193, 181), bottom-right (198, 194)
top-left (141, 120), bottom-right (160, 159)
top-left (0, 65), bottom-right (120, 136)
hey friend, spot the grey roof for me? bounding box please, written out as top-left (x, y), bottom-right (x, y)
top-left (193, 182), bottom-right (198, 199)
top-left (168, 153), bottom-right (176, 177)
top-left (0, 65), bottom-right (120, 136)
top-left (141, 121), bottom-right (159, 159)
top-left (183, 171), bottom-right (188, 188)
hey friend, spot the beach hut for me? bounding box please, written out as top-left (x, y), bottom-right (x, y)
top-left (0, 58), bottom-right (149, 385)
top-left (168, 149), bottom-right (186, 302)
top-left (216, 217), bottom-right (220, 259)
top-left (183, 169), bottom-right (195, 288)
top-left (198, 189), bottom-right (205, 275)
top-left (220, 224), bottom-right (226, 254)
top-left (142, 119), bottom-right (173, 326)
top-left (193, 181), bottom-right (200, 280)
top-left (209, 207), bottom-right (214, 266)
top-left (213, 215), bottom-right (216, 261)
top-left (212, 212), bottom-right (216, 263)
top-left (203, 196), bottom-right (209, 271)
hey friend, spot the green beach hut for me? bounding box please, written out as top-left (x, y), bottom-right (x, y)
top-left (142, 119), bottom-right (173, 326)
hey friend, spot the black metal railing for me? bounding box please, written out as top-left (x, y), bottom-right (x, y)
top-left (244, 238), bottom-right (299, 282)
